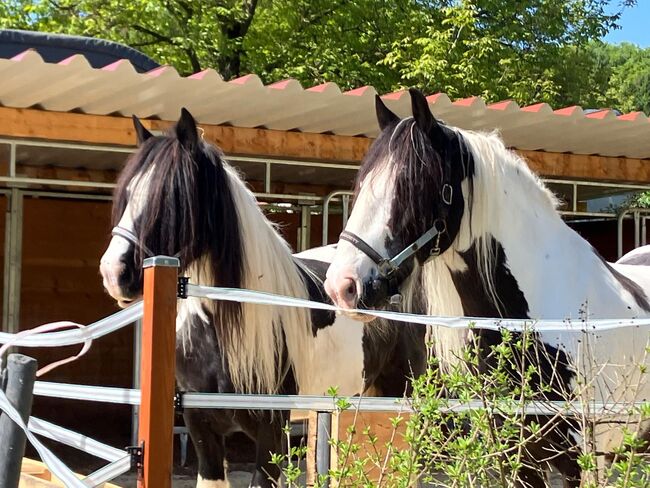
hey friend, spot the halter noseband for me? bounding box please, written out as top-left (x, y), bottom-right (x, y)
top-left (339, 182), bottom-right (453, 302)
top-left (111, 225), bottom-right (181, 259)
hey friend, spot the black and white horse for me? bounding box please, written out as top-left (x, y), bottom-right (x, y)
top-left (99, 110), bottom-right (425, 488)
top-left (325, 89), bottom-right (650, 486)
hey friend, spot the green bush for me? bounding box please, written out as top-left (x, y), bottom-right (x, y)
top-left (273, 326), bottom-right (649, 487)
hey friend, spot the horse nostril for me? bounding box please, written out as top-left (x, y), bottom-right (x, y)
top-left (341, 278), bottom-right (357, 303)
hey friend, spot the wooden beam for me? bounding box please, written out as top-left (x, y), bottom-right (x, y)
top-left (518, 150), bottom-right (650, 184)
top-left (0, 107), bottom-right (369, 162)
top-left (0, 107), bottom-right (140, 147)
top-left (1, 107), bottom-right (649, 183)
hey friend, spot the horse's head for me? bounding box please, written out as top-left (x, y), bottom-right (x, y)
top-left (100, 109), bottom-right (243, 307)
top-left (325, 89), bottom-right (472, 317)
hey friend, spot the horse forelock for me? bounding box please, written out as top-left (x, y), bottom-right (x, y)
top-left (357, 118), bottom-right (448, 245)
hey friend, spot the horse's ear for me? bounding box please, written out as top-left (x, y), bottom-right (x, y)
top-left (375, 95), bottom-right (399, 131)
top-left (132, 115), bottom-right (153, 146)
top-left (409, 88), bottom-right (445, 143)
top-left (176, 108), bottom-right (199, 152)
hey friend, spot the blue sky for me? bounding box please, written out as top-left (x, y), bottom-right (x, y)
top-left (603, 2), bottom-right (650, 47)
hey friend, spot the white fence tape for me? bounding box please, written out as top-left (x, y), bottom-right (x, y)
top-left (83, 456), bottom-right (132, 487)
top-left (28, 417), bottom-right (132, 486)
top-left (28, 416), bottom-right (126, 462)
top-left (0, 301), bottom-right (142, 347)
top-left (0, 304), bottom-right (141, 486)
top-left (0, 387), bottom-right (87, 487)
top-left (34, 381), bottom-right (140, 405)
top-left (3, 280), bottom-right (648, 487)
top-left (187, 284), bottom-right (650, 332)
top-left (30, 380), bottom-right (648, 415)
top-left (181, 393), bottom-right (644, 416)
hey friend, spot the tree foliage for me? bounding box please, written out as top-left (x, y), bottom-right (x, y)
top-left (0, 0), bottom-right (648, 112)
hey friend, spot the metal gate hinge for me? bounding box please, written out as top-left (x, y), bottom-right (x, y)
top-left (174, 391), bottom-right (184, 412)
top-left (126, 442), bottom-right (144, 475)
top-left (177, 277), bottom-right (189, 299)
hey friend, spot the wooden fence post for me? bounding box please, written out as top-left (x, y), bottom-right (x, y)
top-left (138, 256), bottom-right (179, 488)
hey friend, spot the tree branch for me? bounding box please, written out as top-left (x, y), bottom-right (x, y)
top-left (132, 24), bottom-right (178, 46)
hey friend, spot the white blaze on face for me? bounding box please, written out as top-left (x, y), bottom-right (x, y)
top-left (325, 163), bottom-right (395, 308)
top-left (99, 167), bottom-right (154, 305)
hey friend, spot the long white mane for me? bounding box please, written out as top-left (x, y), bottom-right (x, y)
top-left (179, 165), bottom-right (313, 394)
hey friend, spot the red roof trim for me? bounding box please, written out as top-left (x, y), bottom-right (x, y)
top-left (617, 111), bottom-right (645, 122)
top-left (189, 69), bottom-right (212, 80)
top-left (453, 96), bottom-right (478, 106)
top-left (229, 74), bottom-right (256, 85)
top-left (382, 90), bottom-right (407, 100)
top-left (344, 86), bottom-right (372, 96)
top-left (307, 82), bottom-right (333, 93)
top-left (269, 79), bottom-right (295, 90)
top-left (11, 49), bottom-right (35, 62)
top-left (585, 109), bottom-right (612, 120)
top-left (488, 100), bottom-right (515, 111)
top-left (554, 106), bottom-right (580, 116)
top-left (521, 103), bottom-right (548, 113)
top-left (102, 59), bottom-right (129, 71)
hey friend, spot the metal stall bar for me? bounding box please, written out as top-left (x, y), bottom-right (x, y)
top-left (617, 208), bottom-right (650, 258)
top-left (322, 190), bottom-right (354, 246)
top-left (3, 188), bottom-right (22, 334)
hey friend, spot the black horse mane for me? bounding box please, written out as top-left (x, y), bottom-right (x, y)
top-left (113, 127), bottom-right (244, 331)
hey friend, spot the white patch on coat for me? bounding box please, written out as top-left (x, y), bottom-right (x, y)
top-left (197, 474), bottom-right (230, 488)
top-left (296, 246), bottom-right (365, 395)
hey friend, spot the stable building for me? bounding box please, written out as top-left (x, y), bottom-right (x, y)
top-left (1, 32), bottom-right (650, 464)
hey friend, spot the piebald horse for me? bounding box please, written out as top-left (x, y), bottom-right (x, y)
top-left (99, 110), bottom-right (425, 488)
top-left (325, 89), bottom-right (650, 487)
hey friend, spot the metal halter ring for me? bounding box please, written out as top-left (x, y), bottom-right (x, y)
top-left (441, 183), bottom-right (453, 205)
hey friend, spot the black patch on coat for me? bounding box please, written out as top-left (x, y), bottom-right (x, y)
top-left (362, 320), bottom-right (427, 396)
top-left (450, 237), bottom-right (529, 319)
top-left (295, 257), bottom-right (337, 332)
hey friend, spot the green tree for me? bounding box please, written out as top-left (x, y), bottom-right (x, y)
top-left (0, 0), bottom-right (638, 107)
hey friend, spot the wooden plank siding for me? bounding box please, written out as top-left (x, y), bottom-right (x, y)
top-left (1, 107), bottom-right (649, 183)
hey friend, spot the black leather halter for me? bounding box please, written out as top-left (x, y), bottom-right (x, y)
top-left (112, 225), bottom-right (184, 259)
top-left (339, 182), bottom-right (453, 284)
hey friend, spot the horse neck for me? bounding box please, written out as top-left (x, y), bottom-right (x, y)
top-left (184, 165), bottom-right (314, 394)
top-left (441, 135), bottom-right (627, 320)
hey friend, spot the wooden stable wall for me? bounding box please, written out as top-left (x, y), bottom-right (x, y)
top-left (17, 196), bottom-right (134, 462)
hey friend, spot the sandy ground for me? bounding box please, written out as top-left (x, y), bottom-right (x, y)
top-left (114, 471), bottom-right (256, 487)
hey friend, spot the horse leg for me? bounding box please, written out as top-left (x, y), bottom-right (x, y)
top-left (248, 411), bottom-right (287, 488)
top-left (184, 409), bottom-right (229, 488)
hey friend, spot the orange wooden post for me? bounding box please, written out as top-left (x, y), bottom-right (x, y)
top-left (138, 256), bottom-right (179, 488)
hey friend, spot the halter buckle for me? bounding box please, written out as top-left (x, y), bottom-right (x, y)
top-left (430, 219), bottom-right (447, 256)
top-left (377, 259), bottom-right (396, 278)
top-left (441, 184), bottom-right (453, 205)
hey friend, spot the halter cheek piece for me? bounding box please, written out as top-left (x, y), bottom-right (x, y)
top-left (339, 183), bottom-right (453, 301)
top-left (111, 226), bottom-right (181, 258)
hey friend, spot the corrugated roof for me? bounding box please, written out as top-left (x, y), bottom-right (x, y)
top-left (2, 49), bottom-right (650, 159)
